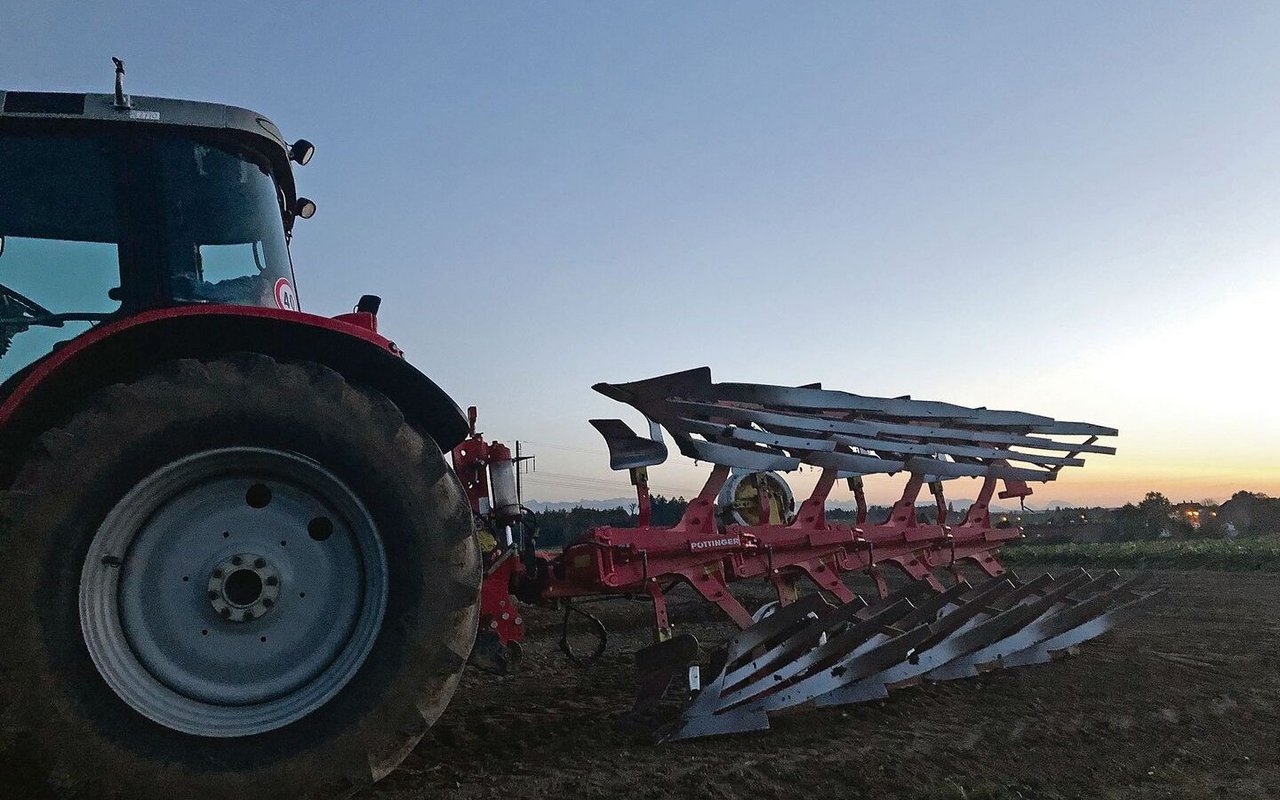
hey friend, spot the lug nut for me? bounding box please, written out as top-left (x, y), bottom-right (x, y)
top-left (265, 576), bottom-right (279, 587)
top-left (212, 569), bottom-right (223, 579)
top-left (231, 556), bottom-right (243, 566)
top-left (208, 590), bottom-right (219, 600)
top-left (262, 598), bottom-right (274, 608)
top-left (220, 608), bottom-right (231, 619)
top-left (254, 558), bottom-right (266, 569)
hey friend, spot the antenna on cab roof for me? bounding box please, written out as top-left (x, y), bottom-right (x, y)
top-left (111, 57), bottom-right (131, 109)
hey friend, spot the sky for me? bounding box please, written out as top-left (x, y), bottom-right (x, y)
top-left (3, 2), bottom-right (1278, 507)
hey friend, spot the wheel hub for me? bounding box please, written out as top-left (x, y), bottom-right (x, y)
top-left (207, 553), bottom-right (281, 622)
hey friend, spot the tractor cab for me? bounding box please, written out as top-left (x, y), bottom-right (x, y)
top-left (0, 78), bottom-right (314, 382)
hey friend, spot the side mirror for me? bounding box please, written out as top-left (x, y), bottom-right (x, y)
top-left (293, 197), bottom-right (317, 219)
top-left (289, 139), bottom-right (315, 166)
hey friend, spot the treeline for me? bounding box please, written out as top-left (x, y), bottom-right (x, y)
top-left (531, 489), bottom-right (1280, 549)
top-left (535, 497), bottom-right (952, 549)
top-left (535, 495), bottom-right (690, 548)
top-left (1024, 490), bottom-right (1280, 544)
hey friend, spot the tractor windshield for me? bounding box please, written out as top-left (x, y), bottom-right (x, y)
top-left (0, 130), bottom-right (296, 382)
top-left (159, 138), bottom-right (296, 311)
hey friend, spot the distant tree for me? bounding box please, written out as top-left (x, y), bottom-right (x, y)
top-left (1110, 503), bottom-right (1145, 540)
top-left (648, 494), bottom-right (689, 526)
top-left (1128, 491), bottom-right (1194, 538)
top-left (1219, 490), bottom-right (1280, 535)
top-left (1137, 491), bottom-right (1172, 519)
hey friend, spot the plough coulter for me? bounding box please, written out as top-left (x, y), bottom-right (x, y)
top-left (0, 68), bottom-right (1158, 798)
top-left (457, 367), bottom-right (1162, 740)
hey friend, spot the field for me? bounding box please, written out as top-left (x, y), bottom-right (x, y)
top-left (1004, 533), bottom-right (1280, 572)
top-left (3, 555), bottom-right (1276, 798)
top-left (361, 566), bottom-right (1280, 800)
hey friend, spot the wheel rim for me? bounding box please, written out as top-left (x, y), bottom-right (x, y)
top-left (79, 447), bottom-right (388, 737)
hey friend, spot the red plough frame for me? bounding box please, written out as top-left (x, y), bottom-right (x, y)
top-left (544, 465), bottom-right (1019, 636)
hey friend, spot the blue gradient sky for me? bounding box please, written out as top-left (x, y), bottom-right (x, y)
top-left (4, 2), bottom-right (1277, 505)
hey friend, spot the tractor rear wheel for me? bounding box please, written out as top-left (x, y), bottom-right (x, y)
top-left (0, 355), bottom-right (480, 799)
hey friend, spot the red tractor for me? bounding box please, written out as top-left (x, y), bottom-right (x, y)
top-left (0, 66), bottom-right (1158, 799)
top-left (1, 66), bottom-right (479, 798)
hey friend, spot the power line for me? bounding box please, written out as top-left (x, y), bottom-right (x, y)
top-left (523, 470), bottom-right (702, 498)
top-left (521, 440), bottom-right (604, 457)
top-left (515, 439), bottom-right (704, 497)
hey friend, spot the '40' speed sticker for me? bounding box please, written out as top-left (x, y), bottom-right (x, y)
top-left (274, 278), bottom-right (298, 311)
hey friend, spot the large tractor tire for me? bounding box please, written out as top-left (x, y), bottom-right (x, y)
top-left (0, 355), bottom-right (480, 799)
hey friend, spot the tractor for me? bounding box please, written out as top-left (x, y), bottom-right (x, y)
top-left (0, 65), bottom-right (1159, 799)
top-left (1, 65), bottom-right (479, 798)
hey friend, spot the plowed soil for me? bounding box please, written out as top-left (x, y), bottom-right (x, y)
top-left (362, 570), bottom-right (1280, 800)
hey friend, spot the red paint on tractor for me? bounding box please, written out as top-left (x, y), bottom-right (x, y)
top-left (0, 304), bottom-right (402, 428)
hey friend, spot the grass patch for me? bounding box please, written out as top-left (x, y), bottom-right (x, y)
top-left (1002, 533), bottom-right (1280, 572)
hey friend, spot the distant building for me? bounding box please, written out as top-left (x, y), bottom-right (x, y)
top-left (1171, 502), bottom-right (1206, 530)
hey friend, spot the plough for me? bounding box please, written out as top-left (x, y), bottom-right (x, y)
top-left (456, 367), bottom-right (1162, 739)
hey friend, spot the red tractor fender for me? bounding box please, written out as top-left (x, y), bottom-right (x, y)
top-left (0, 305), bottom-right (469, 471)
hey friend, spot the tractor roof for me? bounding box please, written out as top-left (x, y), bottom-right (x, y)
top-left (0, 90), bottom-right (299, 207)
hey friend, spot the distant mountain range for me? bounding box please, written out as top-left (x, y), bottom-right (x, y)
top-left (524, 498), bottom-right (640, 513)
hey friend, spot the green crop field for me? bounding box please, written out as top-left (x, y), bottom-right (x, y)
top-left (1002, 533), bottom-right (1280, 571)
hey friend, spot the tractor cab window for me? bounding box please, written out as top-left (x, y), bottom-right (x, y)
top-left (160, 139), bottom-right (297, 311)
top-left (0, 129), bottom-right (299, 384)
top-left (0, 134), bottom-right (124, 382)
